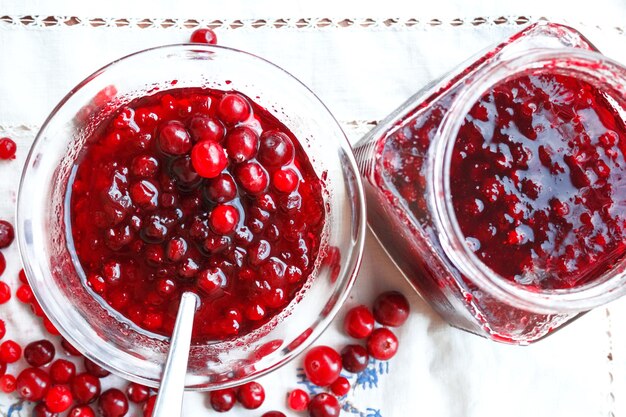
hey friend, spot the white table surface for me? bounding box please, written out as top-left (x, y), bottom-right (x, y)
top-left (2, 1), bottom-right (626, 417)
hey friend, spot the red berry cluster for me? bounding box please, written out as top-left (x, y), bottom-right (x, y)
top-left (208, 380), bottom-right (266, 412)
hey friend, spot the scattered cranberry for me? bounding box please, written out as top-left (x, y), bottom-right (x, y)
top-left (45, 385), bottom-right (74, 413)
top-left (71, 373), bottom-right (101, 404)
top-left (69, 406), bottom-right (96, 417)
top-left (0, 282), bottom-right (10, 304)
top-left (367, 328), bottom-right (399, 360)
top-left (143, 395), bottom-right (156, 417)
top-left (209, 204), bottom-right (239, 234)
top-left (16, 367), bottom-right (50, 401)
top-left (272, 168), bottom-right (299, 193)
top-left (197, 267), bottom-right (226, 294)
top-left (262, 412), bottom-right (286, 417)
top-left (0, 374), bottom-right (15, 393)
top-left (0, 252), bottom-right (5, 276)
top-left (225, 126), bottom-right (258, 163)
top-left (217, 93), bottom-right (251, 125)
top-left (308, 393), bottom-right (340, 417)
top-left (344, 305), bottom-right (375, 339)
top-left (330, 376), bottom-right (350, 396)
top-left (209, 388), bottom-right (237, 412)
top-left (0, 137), bottom-right (16, 160)
top-left (32, 402), bottom-right (58, 417)
top-left (98, 388), bottom-right (129, 417)
top-left (50, 359), bottom-right (76, 384)
top-left (0, 220), bottom-right (14, 249)
top-left (287, 388), bottom-right (310, 411)
top-left (16, 284), bottom-right (34, 303)
top-left (235, 161), bottom-right (269, 194)
top-left (158, 121), bottom-right (192, 155)
top-left (84, 357), bottom-right (111, 378)
top-left (258, 130), bottom-right (294, 167)
top-left (0, 319), bottom-right (5, 339)
top-left (24, 339), bottom-right (55, 367)
top-left (303, 346), bottom-right (342, 387)
top-left (340, 344), bottom-right (369, 373)
top-left (126, 382), bottom-right (150, 403)
top-left (61, 338), bottom-right (83, 356)
top-left (373, 291), bottom-right (410, 327)
top-left (191, 140), bottom-right (228, 178)
top-left (190, 28), bottom-right (218, 44)
top-left (237, 381), bottom-right (265, 409)
top-left (0, 340), bottom-right (21, 363)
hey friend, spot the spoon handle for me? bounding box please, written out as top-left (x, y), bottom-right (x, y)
top-left (152, 291), bottom-right (199, 417)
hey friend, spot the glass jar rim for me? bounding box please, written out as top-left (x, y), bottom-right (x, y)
top-left (431, 47), bottom-right (626, 314)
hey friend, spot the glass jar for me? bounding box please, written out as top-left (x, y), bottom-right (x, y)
top-left (354, 21), bottom-right (626, 344)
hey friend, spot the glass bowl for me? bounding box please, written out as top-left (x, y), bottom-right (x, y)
top-left (17, 44), bottom-right (366, 390)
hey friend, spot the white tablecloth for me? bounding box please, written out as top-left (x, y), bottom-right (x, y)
top-left (2, 1), bottom-right (626, 416)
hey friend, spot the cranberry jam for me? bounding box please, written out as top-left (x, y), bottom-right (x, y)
top-left (69, 87), bottom-right (325, 342)
top-left (355, 22), bottom-right (626, 343)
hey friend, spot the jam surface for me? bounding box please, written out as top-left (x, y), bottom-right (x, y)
top-left (69, 87), bottom-right (325, 342)
top-left (451, 74), bottom-right (626, 289)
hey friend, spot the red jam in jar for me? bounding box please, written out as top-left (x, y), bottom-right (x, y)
top-left (69, 87), bottom-right (325, 342)
top-left (355, 22), bottom-right (626, 344)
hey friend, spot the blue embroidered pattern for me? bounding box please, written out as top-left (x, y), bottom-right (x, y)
top-left (7, 400), bottom-right (25, 417)
top-left (296, 358), bottom-right (388, 417)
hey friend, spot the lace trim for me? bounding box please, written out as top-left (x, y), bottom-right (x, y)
top-left (0, 15), bottom-right (540, 30)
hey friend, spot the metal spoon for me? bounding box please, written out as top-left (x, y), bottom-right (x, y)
top-left (152, 291), bottom-right (200, 417)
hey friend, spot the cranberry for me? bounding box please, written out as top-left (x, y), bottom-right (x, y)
top-left (0, 340), bottom-right (21, 363)
top-left (258, 130), bottom-right (294, 166)
top-left (131, 155), bottom-right (159, 178)
top-left (130, 180), bottom-right (159, 209)
top-left (209, 204), bottom-right (239, 234)
top-left (0, 374), bottom-right (15, 393)
top-left (190, 28), bottom-right (217, 44)
top-left (344, 305), bottom-right (375, 339)
top-left (126, 382), bottom-right (150, 403)
top-left (45, 385), bottom-right (74, 413)
top-left (197, 267), bottom-right (226, 294)
top-left (272, 168), bottom-right (299, 193)
top-left (287, 388), bottom-right (310, 411)
top-left (0, 282), bottom-right (10, 304)
top-left (157, 121), bottom-right (192, 155)
top-left (71, 373), bottom-right (101, 404)
top-left (209, 388), bottom-right (237, 412)
top-left (166, 236), bottom-right (188, 262)
top-left (308, 393), bottom-right (340, 417)
top-left (61, 339), bottom-right (82, 356)
top-left (143, 396), bottom-right (156, 417)
top-left (98, 388), bottom-right (129, 417)
top-left (191, 141), bottom-right (227, 178)
top-left (156, 277), bottom-right (177, 297)
top-left (367, 328), bottom-right (398, 360)
top-left (0, 319), bottom-right (5, 339)
top-left (68, 406), bottom-right (96, 417)
top-left (24, 339), bottom-right (55, 367)
top-left (188, 115), bottom-right (224, 142)
top-left (373, 291), bottom-right (410, 327)
top-left (0, 252), bottom-right (5, 276)
top-left (303, 346), bottom-right (342, 387)
top-left (205, 173), bottom-right (237, 203)
top-left (84, 357), bottom-right (111, 378)
top-left (330, 376), bottom-right (350, 396)
top-left (16, 367), bottom-right (50, 400)
top-left (340, 344), bottom-right (369, 373)
top-left (217, 93), bottom-right (251, 125)
top-left (0, 220), bottom-right (14, 248)
top-left (237, 381), bottom-right (265, 409)
top-left (50, 359), bottom-right (76, 384)
top-left (32, 403), bottom-right (58, 417)
top-left (235, 161), bottom-right (269, 194)
top-left (170, 155), bottom-right (202, 190)
top-left (16, 284), bottom-right (34, 303)
top-left (262, 413), bottom-right (286, 417)
top-left (225, 126), bottom-right (258, 163)
top-left (0, 137), bottom-right (16, 160)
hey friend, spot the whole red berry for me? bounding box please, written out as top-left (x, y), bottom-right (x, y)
top-left (287, 388), bottom-right (310, 411)
top-left (373, 291), bottom-right (410, 326)
top-left (258, 130), bottom-right (294, 167)
top-left (45, 385), bottom-right (74, 413)
top-left (197, 267), bottom-right (226, 295)
top-left (157, 120), bottom-right (192, 155)
top-left (210, 388), bottom-right (236, 412)
top-left (84, 357), bottom-right (111, 378)
top-left (225, 126), bottom-right (258, 163)
top-left (262, 412), bottom-right (286, 417)
top-left (209, 204), bottom-right (239, 235)
top-left (190, 28), bottom-right (218, 44)
top-left (0, 282), bottom-right (10, 304)
top-left (16, 367), bottom-right (50, 400)
top-left (188, 115), bottom-right (224, 142)
top-left (71, 373), bottom-right (101, 404)
top-left (0, 374), bottom-right (15, 393)
top-left (24, 339), bottom-right (55, 367)
top-left (16, 284), bottom-right (34, 303)
top-left (237, 381), bottom-right (265, 409)
top-left (217, 93), bottom-right (251, 125)
top-left (98, 388), bottom-right (129, 417)
top-left (126, 382), bottom-right (150, 403)
top-left (143, 395), bottom-right (156, 417)
top-left (330, 376), bottom-right (350, 396)
top-left (0, 220), bottom-right (14, 249)
top-left (272, 168), bottom-right (299, 193)
top-left (50, 359), bottom-right (76, 384)
top-left (61, 339), bottom-right (82, 356)
top-left (340, 344), bottom-right (369, 373)
top-left (68, 406), bottom-right (96, 417)
top-left (344, 305), bottom-right (375, 339)
top-left (366, 328), bottom-right (399, 360)
top-left (32, 402), bottom-right (58, 417)
top-left (308, 393), bottom-right (340, 417)
top-left (235, 161), bottom-right (269, 194)
top-left (0, 340), bottom-right (21, 363)
top-left (191, 141), bottom-right (228, 178)
top-left (0, 138), bottom-right (16, 160)
top-left (303, 346), bottom-right (342, 387)
top-left (204, 173), bottom-right (237, 203)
